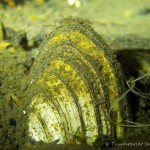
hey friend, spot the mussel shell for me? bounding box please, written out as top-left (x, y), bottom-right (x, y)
top-left (27, 18), bottom-right (129, 145)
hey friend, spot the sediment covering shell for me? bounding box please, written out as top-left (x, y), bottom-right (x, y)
top-left (28, 18), bottom-right (129, 145)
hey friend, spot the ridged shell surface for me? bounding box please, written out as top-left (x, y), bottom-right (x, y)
top-left (28, 18), bottom-right (129, 145)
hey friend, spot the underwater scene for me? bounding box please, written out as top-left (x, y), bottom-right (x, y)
top-left (0, 0), bottom-right (150, 150)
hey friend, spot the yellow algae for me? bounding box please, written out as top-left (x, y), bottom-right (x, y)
top-left (29, 15), bottom-right (38, 21)
top-left (0, 41), bottom-right (12, 49)
top-left (3, 0), bottom-right (16, 7)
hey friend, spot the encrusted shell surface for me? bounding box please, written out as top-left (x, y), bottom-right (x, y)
top-left (27, 18), bottom-right (129, 145)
